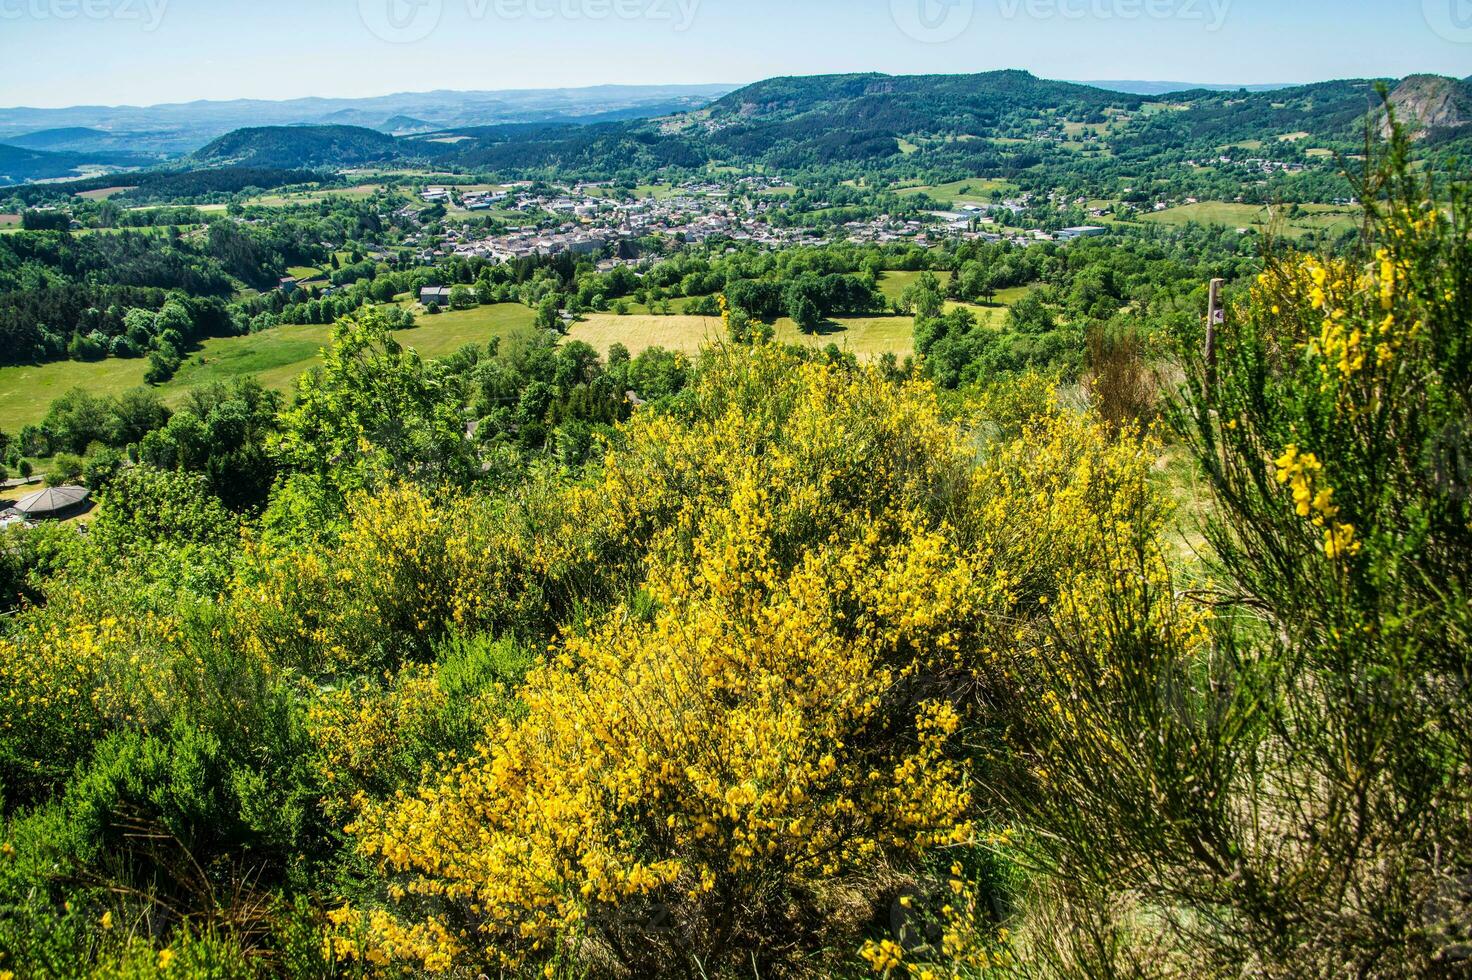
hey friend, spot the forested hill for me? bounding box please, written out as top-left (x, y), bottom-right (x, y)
top-left (703, 70), bottom-right (1142, 124)
top-left (679, 70), bottom-right (1144, 168)
top-left (440, 71), bottom-right (1470, 175)
top-left (192, 125), bottom-right (404, 168)
top-left (0, 143), bottom-right (155, 185)
top-left (86, 71), bottom-right (1472, 179)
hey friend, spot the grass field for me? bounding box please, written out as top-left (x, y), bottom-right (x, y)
top-left (566, 312), bottom-right (918, 360)
top-left (631, 184), bottom-right (684, 200)
top-left (1139, 202), bottom-right (1359, 238)
top-left (77, 186), bottom-right (130, 200)
top-left (245, 184), bottom-right (391, 207)
top-left (0, 214), bottom-right (19, 228)
top-left (877, 270), bottom-right (953, 301)
top-left (876, 271), bottom-right (1028, 318)
top-left (894, 179), bottom-right (1015, 207)
top-left (567, 276), bottom-right (1027, 361)
top-left (0, 303), bottom-right (537, 432)
top-left (567, 314), bottom-right (724, 356)
top-left (773, 316), bottom-right (916, 357)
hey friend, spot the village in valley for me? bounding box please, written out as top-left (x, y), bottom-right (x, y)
top-left (377, 175), bottom-right (1111, 280)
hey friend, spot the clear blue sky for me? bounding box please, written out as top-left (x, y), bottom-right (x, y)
top-left (0, 0), bottom-right (1467, 108)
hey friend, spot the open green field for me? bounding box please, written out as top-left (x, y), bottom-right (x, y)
top-left (0, 213), bottom-right (22, 228)
top-left (1139, 202), bottom-right (1359, 238)
top-left (566, 312), bottom-right (918, 360)
top-left (245, 184), bottom-right (392, 207)
top-left (894, 179), bottom-right (1015, 206)
top-left (877, 269), bottom-right (953, 302)
top-left (876, 271), bottom-right (1028, 318)
top-left (0, 303), bottom-right (536, 432)
top-left (632, 184), bottom-right (684, 200)
top-left (121, 203), bottom-right (229, 214)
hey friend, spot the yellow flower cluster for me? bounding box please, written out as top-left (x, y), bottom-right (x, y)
top-left (1258, 252), bottom-right (1420, 396)
top-left (325, 906), bottom-right (462, 973)
top-left (342, 497), bottom-right (977, 968)
top-left (306, 663), bottom-right (503, 822)
top-left (232, 483), bottom-right (567, 673)
top-left (859, 862), bottom-right (1014, 978)
top-left (0, 586), bottom-right (180, 775)
top-left (326, 352), bottom-right (928, 967)
top-left (313, 347), bottom-right (1167, 974)
top-left (1275, 445), bottom-right (1360, 560)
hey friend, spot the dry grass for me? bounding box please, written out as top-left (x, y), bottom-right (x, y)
top-left (566, 314), bottom-right (726, 356)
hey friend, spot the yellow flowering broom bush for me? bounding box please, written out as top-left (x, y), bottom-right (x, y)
top-left (328, 344), bottom-right (1165, 976)
top-left (0, 582), bottom-right (182, 800)
top-left (1006, 128), bottom-right (1472, 977)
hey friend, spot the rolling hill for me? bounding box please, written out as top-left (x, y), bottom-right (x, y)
top-left (192, 125), bottom-right (407, 169)
top-left (1079, 80), bottom-right (1294, 96)
top-left (405, 71), bottom-right (1409, 178)
top-left (0, 143), bottom-right (153, 186)
top-left (6, 127), bottom-right (116, 151)
top-left (14, 71), bottom-right (1472, 189)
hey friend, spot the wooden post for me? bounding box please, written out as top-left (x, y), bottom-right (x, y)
top-left (1205, 278), bottom-right (1225, 398)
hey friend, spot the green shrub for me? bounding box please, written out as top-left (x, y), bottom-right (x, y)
top-left (1008, 122), bottom-right (1472, 976)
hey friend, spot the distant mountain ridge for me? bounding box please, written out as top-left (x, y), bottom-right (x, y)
top-left (0, 83), bottom-right (740, 158)
top-left (1078, 80), bottom-right (1295, 96)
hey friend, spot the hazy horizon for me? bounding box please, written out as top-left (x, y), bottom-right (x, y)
top-left (1, 0), bottom-right (1467, 109)
top-left (0, 75), bottom-right (1321, 114)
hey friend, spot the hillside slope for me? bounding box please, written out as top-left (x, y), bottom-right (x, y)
top-left (1383, 74), bottom-right (1472, 138)
top-left (192, 125), bottom-right (408, 169)
top-left (0, 143), bottom-right (151, 185)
